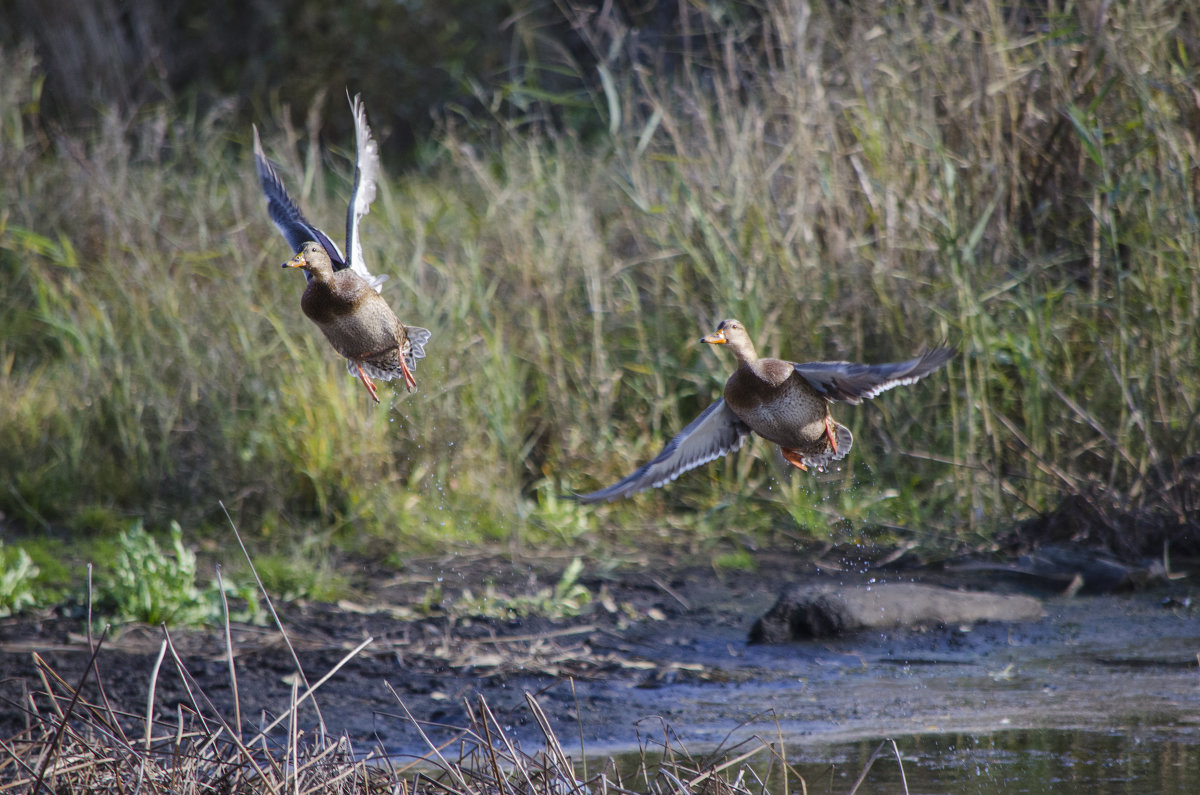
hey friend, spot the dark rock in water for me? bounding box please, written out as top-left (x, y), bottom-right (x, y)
top-left (748, 582), bottom-right (1043, 643)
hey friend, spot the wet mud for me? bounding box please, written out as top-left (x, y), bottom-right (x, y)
top-left (2, 553), bottom-right (1197, 760)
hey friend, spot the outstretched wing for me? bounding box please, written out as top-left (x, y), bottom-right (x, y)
top-left (344, 93), bottom-right (385, 293)
top-left (253, 124), bottom-right (347, 281)
top-left (793, 347), bottom-right (955, 405)
top-left (574, 399), bottom-right (751, 503)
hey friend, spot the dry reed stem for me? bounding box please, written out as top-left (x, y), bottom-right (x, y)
top-left (845, 738), bottom-right (908, 795)
top-left (222, 501), bottom-right (327, 737)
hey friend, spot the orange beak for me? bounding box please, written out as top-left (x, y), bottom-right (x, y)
top-left (283, 251), bottom-right (307, 269)
top-left (700, 329), bottom-right (727, 344)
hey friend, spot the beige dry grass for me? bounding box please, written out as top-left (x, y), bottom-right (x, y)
top-left (0, 614), bottom-right (813, 795)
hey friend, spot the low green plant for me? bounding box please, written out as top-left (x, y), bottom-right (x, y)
top-left (530, 556), bottom-right (591, 617)
top-left (525, 479), bottom-right (596, 545)
top-left (250, 546), bottom-right (351, 603)
top-left (0, 540), bottom-right (40, 616)
top-left (712, 548), bottom-right (756, 573)
top-left (455, 557), bottom-right (591, 620)
top-left (417, 583), bottom-right (445, 615)
top-left (97, 521), bottom-right (262, 627)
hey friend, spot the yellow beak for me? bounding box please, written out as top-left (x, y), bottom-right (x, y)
top-left (700, 329), bottom-right (727, 344)
top-left (283, 251), bottom-right (306, 269)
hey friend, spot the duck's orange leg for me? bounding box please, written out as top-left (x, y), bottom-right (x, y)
top-left (780, 448), bottom-right (809, 471)
top-left (824, 416), bottom-right (839, 454)
top-left (398, 357), bottom-right (417, 392)
top-left (361, 345), bottom-right (418, 393)
top-left (354, 362), bottom-right (381, 404)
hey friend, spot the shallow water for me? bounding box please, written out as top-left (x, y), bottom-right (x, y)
top-left (606, 728), bottom-right (1200, 794)
top-left (561, 591), bottom-right (1200, 792)
top-left (791, 729), bottom-right (1200, 794)
top-left (283, 579), bottom-right (1200, 792)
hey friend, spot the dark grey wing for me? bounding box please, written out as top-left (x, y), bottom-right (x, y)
top-left (793, 347), bottom-right (955, 405)
top-left (574, 399), bottom-right (751, 503)
top-left (252, 124), bottom-right (347, 280)
top-left (344, 93), bottom-right (385, 293)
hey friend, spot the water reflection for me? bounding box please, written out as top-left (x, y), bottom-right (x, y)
top-left (609, 729), bottom-right (1200, 794)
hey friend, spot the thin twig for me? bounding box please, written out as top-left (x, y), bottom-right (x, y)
top-left (243, 636), bottom-right (374, 749)
top-left (144, 639), bottom-right (167, 752)
top-left (84, 565), bottom-right (133, 751)
top-left (30, 626), bottom-right (108, 795)
top-left (383, 685), bottom-right (470, 791)
top-left (216, 564), bottom-right (243, 737)
top-left (846, 737), bottom-right (909, 795)
top-left (651, 577), bottom-right (690, 610)
top-left (220, 500), bottom-right (327, 737)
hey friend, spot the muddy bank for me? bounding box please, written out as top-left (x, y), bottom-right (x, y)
top-left (1, 553), bottom-right (1197, 759)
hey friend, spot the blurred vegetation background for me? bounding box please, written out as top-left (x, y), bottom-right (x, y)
top-left (1, 0), bottom-right (1197, 600)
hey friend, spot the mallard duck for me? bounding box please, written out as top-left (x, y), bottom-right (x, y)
top-left (576, 319), bottom-right (954, 502)
top-left (254, 93), bottom-right (430, 402)
top-left (283, 241), bottom-right (431, 402)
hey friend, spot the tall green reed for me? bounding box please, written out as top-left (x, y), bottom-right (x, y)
top-left (2, 0), bottom-right (1197, 558)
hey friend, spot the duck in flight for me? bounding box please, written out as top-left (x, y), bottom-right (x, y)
top-left (253, 93), bottom-right (430, 402)
top-left (575, 319), bottom-right (954, 502)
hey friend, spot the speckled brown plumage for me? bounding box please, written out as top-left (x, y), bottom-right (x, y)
top-left (285, 242), bottom-right (430, 403)
top-left (255, 94), bottom-right (431, 404)
top-left (575, 319), bottom-right (954, 503)
top-left (712, 319), bottom-right (853, 471)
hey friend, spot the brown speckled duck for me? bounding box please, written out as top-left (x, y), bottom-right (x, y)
top-left (576, 319), bottom-right (954, 502)
top-left (284, 241), bottom-right (430, 402)
top-left (254, 93), bottom-right (430, 402)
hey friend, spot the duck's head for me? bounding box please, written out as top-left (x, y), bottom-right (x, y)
top-left (701, 318), bottom-right (758, 361)
top-left (283, 241), bottom-right (334, 276)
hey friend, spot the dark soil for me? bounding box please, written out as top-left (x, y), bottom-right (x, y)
top-left (2, 548), bottom-right (1197, 759)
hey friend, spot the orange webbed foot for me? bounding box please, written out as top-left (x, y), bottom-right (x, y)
top-left (824, 416), bottom-right (839, 454)
top-left (780, 448), bottom-right (809, 471)
top-left (355, 362), bottom-right (381, 404)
